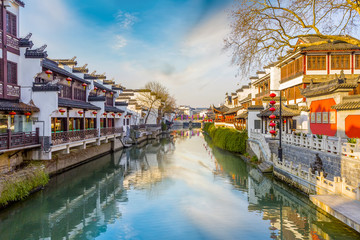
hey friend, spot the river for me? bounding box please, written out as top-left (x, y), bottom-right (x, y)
top-left (0, 129), bottom-right (359, 240)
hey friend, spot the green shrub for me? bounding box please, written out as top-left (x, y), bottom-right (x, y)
top-left (0, 168), bottom-right (49, 206)
top-left (203, 123), bottom-right (248, 154)
top-left (244, 152), bottom-right (250, 158)
top-left (161, 122), bottom-right (167, 131)
top-left (347, 138), bottom-right (357, 144)
top-left (250, 155), bottom-right (258, 163)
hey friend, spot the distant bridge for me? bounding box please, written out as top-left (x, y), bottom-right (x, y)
top-left (172, 120), bottom-right (203, 128)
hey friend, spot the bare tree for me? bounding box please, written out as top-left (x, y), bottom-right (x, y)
top-left (225, 0), bottom-right (360, 73)
top-left (137, 82), bottom-right (176, 124)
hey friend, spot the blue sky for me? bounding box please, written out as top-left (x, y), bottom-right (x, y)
top-left (20, 0), bottom-right (241, 107)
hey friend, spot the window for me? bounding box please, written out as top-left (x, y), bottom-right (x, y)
top-left (6, 12), bottom-right (16, 36)
top-left (356, 55), bottom-right (360, 69)
top-left (254, 120), bottom-right (261, 129)
top-left (59, 85), bottom-right (72, 99)
top-left (281, 57), bottom-right (303, 81)
top-left (291, 120), bottom-right (297, 130)
top-left (7, 61), bottom-right (17, 84)
top-left (331, 55), bottom-right (350, 70)
top-left (74, 88), bottom-right (86, 101)
top-left (106, 97), bottom-right (113, 106)
top-left (307, 55), bottom-right (326, 70)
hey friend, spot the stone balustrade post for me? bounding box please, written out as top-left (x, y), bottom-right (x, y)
top-left (308, 168), bottom-right (312, 181)
top-left (291, 131), bottom-right (294, 144)
top-left (310, 134), bottom-right (314, 150)
top-left (338, 137), bottom-right (342, 155)
top-left (298, 164), bottom-right (302, 176)
top-left (323, 135), bottom-right (328, 152)
top-left (342, 177), bottom-right (347, 195)
top-left (357, 183), bottom-right (360, 201)
top-left (290, 161), bottom-right (293, 173)
top-left (300, 133), bottom-right (304, 147)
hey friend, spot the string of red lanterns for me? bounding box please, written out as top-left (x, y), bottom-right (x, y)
top-left (269, 93), bottom-right (277, 137)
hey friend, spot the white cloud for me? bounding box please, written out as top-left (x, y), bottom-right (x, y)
top-left (113, 35), bottom-right (128, 49)
top-left (115, 10), bottom-right (138, 29)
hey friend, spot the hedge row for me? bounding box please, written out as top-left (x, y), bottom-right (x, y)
top-left (203, 123), bottom-right (248, 154)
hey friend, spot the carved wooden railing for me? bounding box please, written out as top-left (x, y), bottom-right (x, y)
top-left (52, 129), bottom-right (98, 145)
top-left (100, 127), bottom-right (123, 136)
top-left (0, 128), bottom-right (40, 150)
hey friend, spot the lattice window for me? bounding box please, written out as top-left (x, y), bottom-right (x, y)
top-left (355, 55), bottom-right (360, 69)
top-left (74, 88), bottom-right (86, 101)
top-left (331, 55), bottom-right (350, 70)
top-left (307, 55), bottom-right (326, 70)
top-left (60, 85), bottom-right (72, 99)
top-left (7, 61), bottom-right (17, 84)
top-left (6, 12), bottom-right (16, 36)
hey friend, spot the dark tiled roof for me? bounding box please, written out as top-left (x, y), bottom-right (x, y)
top-left (73, 64), bottom-right (89, 73)
top-left (235, 111), bottom-right (247, 119)
top-left (0, 100), bottom-right (39, 112)
top-left (42, 59), bottom-right (89, 84)
top-left (224, 106), bottom-right (243, 115)
top-left (105, 106), bottom-right (124, 113)
top-left (15, 0), bottom-right (25, 7)
top-left (58, 98), bottom-right (100, 110)
top-left (88, 96), bottom-right (105, 102)
top-left (32, 83), bottom-right (60, 92)
top-left (247, 105), bottom-right (264, 110)
top-left (257, 104), bottom-right (300, 117)
top-left (115, 101), bottom-right (129, 106)
top-left (301, 73), bottom-right (359, 98)
top-left (19, 34), bottom-right (33, 48)
top-left (94, 82), bottom-right (115, 93)
top-left (332, 101), bottom-right (360, 111)
top-left (238, 94), bottom-right (251, 104)
top-left (212, 105), bottom-right (229, 113)
top-left (120, 93), bottom-right (134, 96)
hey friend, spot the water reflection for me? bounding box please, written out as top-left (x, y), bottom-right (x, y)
top-left (0, 131), bottom-right (359, 240)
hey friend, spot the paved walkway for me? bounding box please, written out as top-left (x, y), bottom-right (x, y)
top-left (310, 195), bottom-right (360, 233)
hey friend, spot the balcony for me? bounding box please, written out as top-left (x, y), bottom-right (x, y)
top-left (100, 127), bottom-right (123, 136)
top-left (255, 90), bottom-right (270, 98)
top-left (52, 129), bottom-right (98, 145)
top-left (0, 129), bottom-right (40, 151)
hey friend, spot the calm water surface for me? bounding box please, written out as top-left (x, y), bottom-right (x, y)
top-left (0, 130), bottom-right (360, 240)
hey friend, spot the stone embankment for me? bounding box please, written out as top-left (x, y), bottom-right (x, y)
top-left (248, 130), bottom-right (360, 233)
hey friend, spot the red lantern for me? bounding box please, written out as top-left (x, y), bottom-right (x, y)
top-left (59, 109), bottom-right (66, 115)
top-left (92, 111), bottom-right (97, 116)
top-left (128, 115), bottom-right (131, 118)
top-left (270, 100), bottom-right (276, 105)
top-left (269, 122), bottom-right (276, 127)
top-left (270, 130), bottom-right (277, 135)
top-left (94, 87), bottom-right (98, 90)
top-left (66, 77), bottom-right (72, 85)
top-left (82, 83), bottom-right (87, 89)
top-left (269, 107), bottom-right (276, 112)
top-left (24, 112), bottom-right (31, 119)
top-left (45, 70), bottom-right (53, 78)
top-left (118, 113), bottom-right (122, 117)
top-left (78, 110), bottom-right (84, 116)
top-left (269, 93), bottom-right (276, 98)
top-left (283, 120), bottom-right (287, 123)
top-left (110, 92), bottom-right (113, 95)
top-left (112, 113), bottom-right (116, 117)
top-left (9, 111), bottom-right (16, 118)
top-left (102, 89), bottom-right (106, 93)
top-left (103, 112), bottom-right (107, 116)
top-left (269, 115), bottom-right (276, 119)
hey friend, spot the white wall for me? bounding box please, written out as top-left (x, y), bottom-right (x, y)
top-left (247, 110), bottom-right (262, 136)
top-left (32, 91), bottom-right (58, 136)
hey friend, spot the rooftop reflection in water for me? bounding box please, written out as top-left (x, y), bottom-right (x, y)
top-left (0, 129), bottom-right (359, 239)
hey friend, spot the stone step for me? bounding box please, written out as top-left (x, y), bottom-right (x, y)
top-left (258, 161), bottom-right (273, 173)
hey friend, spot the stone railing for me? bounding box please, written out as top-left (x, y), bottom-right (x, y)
top-left (52, 129), bottom-right (98, 145)
top-left (281, 132), bottom-right (360, 159)
top-left (0, 129), bottom-right (40, 150)
top-left (274, 160), bottom-right (360, 200)
top-left (249, 130), bottom-right (271, 162)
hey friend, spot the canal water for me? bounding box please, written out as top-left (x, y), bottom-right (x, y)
top-left (0, 129), bottom-right (359, 240)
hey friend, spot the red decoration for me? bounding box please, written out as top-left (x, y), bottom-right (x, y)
top-left (82, 83), bottom-right (87, 89)
top-left (66, 77), bottom-right (72, 85)
top-left (78, 110), bottom-right (84, 116)
top-left (269, 122), bottom-right (276, 127)
top-left (45, 70), bottom-right (53, 78)
top-left (59, 109), bottom-right (66, 115)
top-left (118, 113), bottom-right (122, 117)
top-left (9, 111), bottom-right (16, 118)
top-left (269, 107), bottom-right (276, 112)
top-left (110, 92), bottom-right (113, 95)
top-left (284, 120), bottom-right (287, 123)
top-left (270, 130), bottom-right (277, 135)
top-left (24, 112), bottom-right (31, 119)
top-left (103, 112), bottom-right (107, 116)
top-left (92, 111), bottom-right (97, 115)
top-left (269, 115), bottom-right (276, 119)
top-left (269, 93), bottom-right (276, 98)
top-left (111, 113), bottom-right (116, 117)
top-left (270, 100), bottom-right (276, 105)
top-left (102, 89), bottom-right (106, 93)
top-left (94, 87), bottom-right (98, 90)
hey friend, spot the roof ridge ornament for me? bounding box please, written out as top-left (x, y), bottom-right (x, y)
top-left (24, 33), bottom-right (32, 40)
top-left (36, 44), bottom-right (47, 53)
